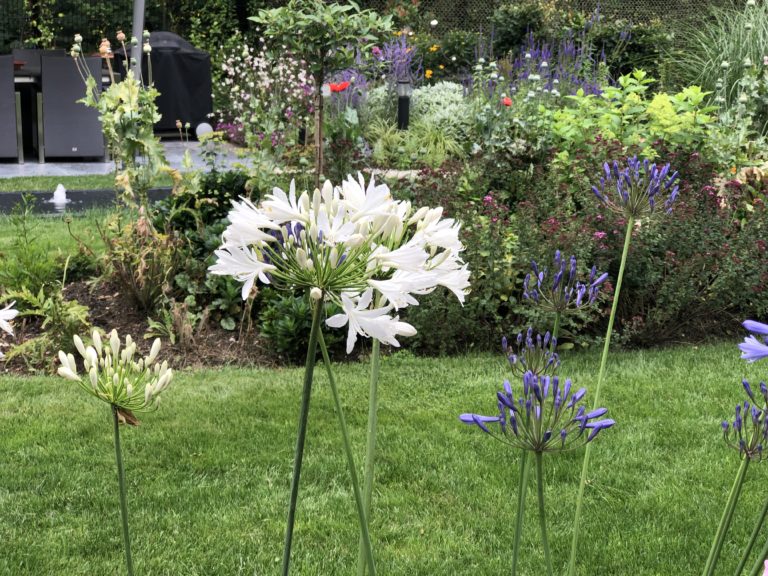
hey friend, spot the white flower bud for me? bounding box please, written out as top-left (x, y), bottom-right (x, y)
top-left (92, 330), bottom-right (102, 355)
top-left (57, 366), bottom-right (80, 382)
top-left (109, 330), bottom-right (120, 358)
top-left (89, 368), bottom-right (98, 390)
top-left (73, 335), bottom-right (86, 358)
top-left (145, 383), bottom-right (154, 403)
top-left (147, 338), bottom-right (161, 365)
top-left (296, 248), bottom-right (308, 269)
top-left (310, 287), bottom-right (323, 301)
top-left (126, 384), bottom-right (133, 397)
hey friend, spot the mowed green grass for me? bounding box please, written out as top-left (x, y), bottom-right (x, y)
top-left (0, 343), bottom-right (764, 575)
top-left (0, 209), bottom-right (110, 263)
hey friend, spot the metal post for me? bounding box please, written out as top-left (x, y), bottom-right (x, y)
top-left (397, 96), bottom-right (410, 130)
top-left (15, 92), bottom-right (23, 164)
top-left (129, 0), bottom-right (146, 76)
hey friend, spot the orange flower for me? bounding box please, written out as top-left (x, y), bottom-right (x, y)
top-left (425, 69), bottom-right (433, 79)
top-left (502, 96), bottom-right (512, 106)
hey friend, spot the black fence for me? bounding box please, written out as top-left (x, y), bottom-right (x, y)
top-left (0, 0), bottom-right (743, 54)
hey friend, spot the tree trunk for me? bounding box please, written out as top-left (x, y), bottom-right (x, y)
top-left (313, 67), bottom-right (324, 189)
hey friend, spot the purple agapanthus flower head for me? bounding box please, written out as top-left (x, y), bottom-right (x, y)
top-left (722, 376), bottom-right (768, 461)
top-left (503, 328), bottom-right (559, 377)
top-left (459, 371), bottom-right (614, 453)
top-left (523, 250), bottom-right (607, 314)
top-left (739, 320), bottom-right (768, 363)
top-left (591, 156), bottom-right (679, 219)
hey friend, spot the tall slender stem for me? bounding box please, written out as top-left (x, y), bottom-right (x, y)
top-left (511, 452), bottom-right (530, 576)
top-left (735, 492), bottom-right (768, 576)
top-left (703, 457), bottom-right (750, 576)
top-left (552, 313), bottom-right (561, 342)
top-left (748, 530), bottom-right (768, 576)
top-left (535, 451), bottom-right (553, 576)
top-left (566, 215), bottom-right (634, 576)
top-left (281, 299), bottom-right (324, 576)
top-left (357, 338), bottom-right (381, 576)
top-left (112, 405), bottom-right (134, 576)
top-left (318, 332), bottom-right (377, 576)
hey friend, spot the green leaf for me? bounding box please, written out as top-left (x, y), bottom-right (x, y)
top-left (220, 317), bottom-right (236, 331)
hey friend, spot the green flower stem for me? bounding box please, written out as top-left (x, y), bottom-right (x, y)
top-left (567, 214), bottom-right (634, 576)
top-left (703, 457), bottom-right (750, 576)
top-left (281, 298), bottom-right (324, 576)
top-left (735, 493), bottom-right (768, 576)
top-left (535, 451), bottom-right (553, 576)
top-left (112, 404), bottom-right (134, 576)
top-left (357, 338), bottom-right (381, 576)
top-left (511, 452), bottom-right (531, 576)
top-left (748, 530), bottom-right (768, 576)
top-left (317, 331), bottom-right (377, 576)
top-left (552, 313), bottom-right (561, 342)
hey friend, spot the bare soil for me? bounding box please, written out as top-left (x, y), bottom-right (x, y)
top-left (2, 280), bottom-right (278, 375)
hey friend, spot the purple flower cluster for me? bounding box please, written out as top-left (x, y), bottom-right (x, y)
top-left (503, 328), bottom-right (559, 377)
top-left (508, 31), bottom-right (606, 98)
top-left (460, 371), bottom-right (615, 453)
top-left (377, 34), bottom-right (423, 84)
top-left (592, 157), bottom-right (679, 219)
top-left (523, 250), bottom-right (607, 314)
top-left (722, 379), bottom-right (768, 461)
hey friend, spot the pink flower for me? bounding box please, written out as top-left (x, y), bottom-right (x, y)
top-left (483, 194), bottom-right (493, 204)
top-left (593, 231), bottom-right (607, 240)
top-left (763, 559), bottom-right (768, 576)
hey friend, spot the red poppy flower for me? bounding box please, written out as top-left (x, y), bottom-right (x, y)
top-left (502, 96), bottom-right (512, 107)
top-left (329, 81), bottom-right (351, 93)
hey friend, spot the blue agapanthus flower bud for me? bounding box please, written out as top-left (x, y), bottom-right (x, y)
top-left (460, 371), bottom-right (614, 453)
top-left (503, 329), bottom-right (559, 377)
top-left (592, 156), bottom-right (679, 219)
top-left (723, 377), bottom-right (768, 461)
top-left (523, 252), bottom-right (607, 315)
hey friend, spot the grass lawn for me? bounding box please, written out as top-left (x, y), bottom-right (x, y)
top-left (0, 174), bottom-right (174, 193)
top-left (0, 209), bottom-right (113, 265)
top-left (0, 342), bottom-right (763, 575)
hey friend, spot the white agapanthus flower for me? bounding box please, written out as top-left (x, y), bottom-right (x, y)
top-left (0, 301), bottom-right (19, 359)
top-left (209, 174), bottom-right (471, 353)
top-left (57, 330), bottom-right (173, 423)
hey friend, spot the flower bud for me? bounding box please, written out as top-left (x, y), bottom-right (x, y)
top-left (116, 30), bottom-right (126, 43)
top-left (74, 33), bottom-right (83, 44)
top-left (310, 287), bottom-right (323, 300)
top-left (147, 338), bottom-right (161, 365)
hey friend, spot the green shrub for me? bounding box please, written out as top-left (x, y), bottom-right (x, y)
top-left (0, 194), bottom-right (59, 294)
top-left (491, 0), bottom-right (545, 58)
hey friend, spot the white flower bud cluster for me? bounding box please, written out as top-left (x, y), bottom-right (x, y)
top-left (57, 329), bottom-right (172, 413)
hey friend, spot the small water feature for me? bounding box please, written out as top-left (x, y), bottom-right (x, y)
top-left (49, 183), bottom-right (69, 211)
top-left (0, 187), bottom-right (172, 214)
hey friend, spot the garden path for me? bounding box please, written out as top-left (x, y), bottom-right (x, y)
top-left (0, 140), bottom-right (247, 178)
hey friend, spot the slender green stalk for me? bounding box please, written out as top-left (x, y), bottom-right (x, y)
top-left (566, 215), bottom-right (634, 576)
top-left (535, 451), bottom-right (553, 576)
top-left (552, 313), bottom-right (561, 342)
top-left (748, 530), bottom-right (768, 576)
top-left (281, 299), bottom-right (324, 576)
top-left (703, 457), bottom-right (750, 576)
top-left (512, 452), bottom-right (531, 576)
top-left (357, 338), bottom-right (382, 576)
top-left (317, 331), bottom-right (377, 576)
top-left (735, 493), bottom-right (768, 575)
top-left (112, 405), bottom-right (134, 576)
